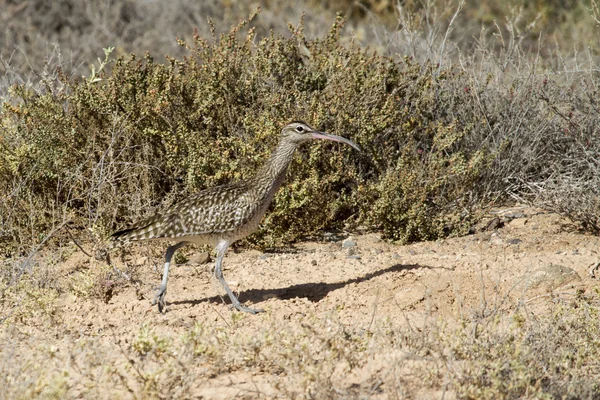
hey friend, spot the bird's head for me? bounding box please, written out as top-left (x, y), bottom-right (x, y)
top-left (281, 121), bottom-right (360, 151)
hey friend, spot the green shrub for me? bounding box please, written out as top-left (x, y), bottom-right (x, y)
top-left (8, 8), bottom-right (599, 251)
top-left (0, 13), bottom-right (500, 251)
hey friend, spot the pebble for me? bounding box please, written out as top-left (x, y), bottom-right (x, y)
top-left (490, 233), bottom-right (504, 246)
top-left (189, 252), bottom-right (211, 264)
top-left (324, 232), bottom-right (343, 242)
top-left (342, 238), bottom-right (357, 248)
top-left (505, 212), bottom-right (526, 219)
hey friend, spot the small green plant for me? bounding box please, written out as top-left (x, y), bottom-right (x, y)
top-left (85, 46), bottom-right (115, 84)
top-left (132, 324), bottom-right (170, 358)
top-left (67, 263), bottom-right (118, 302)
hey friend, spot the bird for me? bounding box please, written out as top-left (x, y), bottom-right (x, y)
top-left (109, 121), bottom-right (360, 314)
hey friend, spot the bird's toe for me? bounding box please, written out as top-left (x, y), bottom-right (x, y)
top-left (233, 303), bottom-right (264, 314)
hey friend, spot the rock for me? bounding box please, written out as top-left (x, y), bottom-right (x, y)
top-left (483, 217), bottom-right (504, 231)
top-left (259, 254), bottom-right (270, 260)
top-left (504, 212), bottom-right (526, 220)
top-left (346, 255), bottom-right (361, 260)
top-left (507, 238), bottom-right (522, 245)
top-left (342, 238), bottom-right (357, 248)
top-left (510, 218), bottom-right (528, 227)
top-left (323, 232), bottom-right (343, 242)
top-left (189, 252), bottom-right (211, 264)
top-left (328, 242), bottom-right (342, 251)
top-left (490, 233), bottom-right (504, 246)
top-left (527, 264), bottom-right (581, 289)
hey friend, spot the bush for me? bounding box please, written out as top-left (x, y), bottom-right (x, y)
top-left (0, 13), bottom-right (500, 252)
top-left (2, 5), bottom-right (600, 253)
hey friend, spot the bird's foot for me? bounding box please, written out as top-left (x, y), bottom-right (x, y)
top-left (152, 286), bottom-right (167, 314)
top-left (231, 301), bottom-right (264, 314)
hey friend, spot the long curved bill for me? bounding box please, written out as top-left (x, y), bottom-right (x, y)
top-left (311, 131), bottom-right (361, 152)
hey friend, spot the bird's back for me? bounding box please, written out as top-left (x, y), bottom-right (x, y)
top-left (110, 181), bottom-right (264, 247)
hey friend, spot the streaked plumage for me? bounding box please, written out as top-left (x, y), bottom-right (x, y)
top-left (110, 121), bottom-right (360, 314)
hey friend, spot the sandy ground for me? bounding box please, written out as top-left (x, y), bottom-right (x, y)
top-left (2, 206), bottom-right (600, 399)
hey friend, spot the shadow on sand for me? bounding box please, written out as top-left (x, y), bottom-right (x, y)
top-left (170, 262), bottom-right (448, 309)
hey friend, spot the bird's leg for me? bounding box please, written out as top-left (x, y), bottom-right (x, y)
top-left (153, 241), bottom-right (186, 313)
top-left (214, 241), bottom-right (264, 314)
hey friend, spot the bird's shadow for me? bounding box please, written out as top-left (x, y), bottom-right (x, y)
top-left (170, 262), bottom-right (447, 309)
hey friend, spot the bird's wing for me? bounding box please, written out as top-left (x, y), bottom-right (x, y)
top-left (110, 183), bottom-right (258, 244)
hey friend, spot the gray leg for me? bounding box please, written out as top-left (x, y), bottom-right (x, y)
top-left (215, 240), bottom-right (263, 314)
top-left (153, 241), bottom-right (186, 313)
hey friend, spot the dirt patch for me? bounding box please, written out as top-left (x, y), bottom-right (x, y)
top-left (2, 207), bottom-right (600, 398)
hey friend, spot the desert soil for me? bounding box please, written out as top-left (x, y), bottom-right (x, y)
top-left (2, 206), bottom-right (599, 399)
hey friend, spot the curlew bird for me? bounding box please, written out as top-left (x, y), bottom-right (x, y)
top-left (110, 121), bottom-right (360, 314)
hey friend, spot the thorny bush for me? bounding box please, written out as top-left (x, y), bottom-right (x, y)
top-left (1, 11), bottom-right (600, 254)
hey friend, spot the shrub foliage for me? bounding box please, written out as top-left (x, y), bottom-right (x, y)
top-left (0, 15), bottom-right (490, 251)
top-left (2, 11), bottom-right (600, 253)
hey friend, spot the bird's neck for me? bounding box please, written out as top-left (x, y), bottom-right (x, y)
top-left (252, 140), bottom-right (298, 196)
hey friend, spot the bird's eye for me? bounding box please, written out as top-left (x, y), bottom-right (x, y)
top-left (296, 126), bottom-right (304, 132)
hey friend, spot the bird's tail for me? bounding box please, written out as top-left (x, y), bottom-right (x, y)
top-left (109, 214), bottom-right (168, 248)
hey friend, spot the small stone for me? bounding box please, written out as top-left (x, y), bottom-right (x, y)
top-left (408, 249), bottom-right (417, 255)
top-left (510, 218), bottom-right (528, 227)
top-left (347, 255), bottom-right (361, 260)
top-left (484, 217), bottom-right (504, 231)
top-left (311, 259), bottom-right (317, 266)
top-left (507, 238), bottom-right (522, 245)
top-left (527, 264), bottom-right (581, 289)
top-left (490, 233), bottom-right (504, 246)
top-left (259, 254), bottom-right (270, 260)
top-left (328, 242), bottom-right (342, 251)
top-left (392, 253), bottom-right (401, 259)
top-left (324, 232), bottom-right (342, 242)
top-left (342, 238), bottom-right (357, 248)
top-left (505, 212), bottom-right (526, 220)
top-left (189, 252), bottom-right (211, 264)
